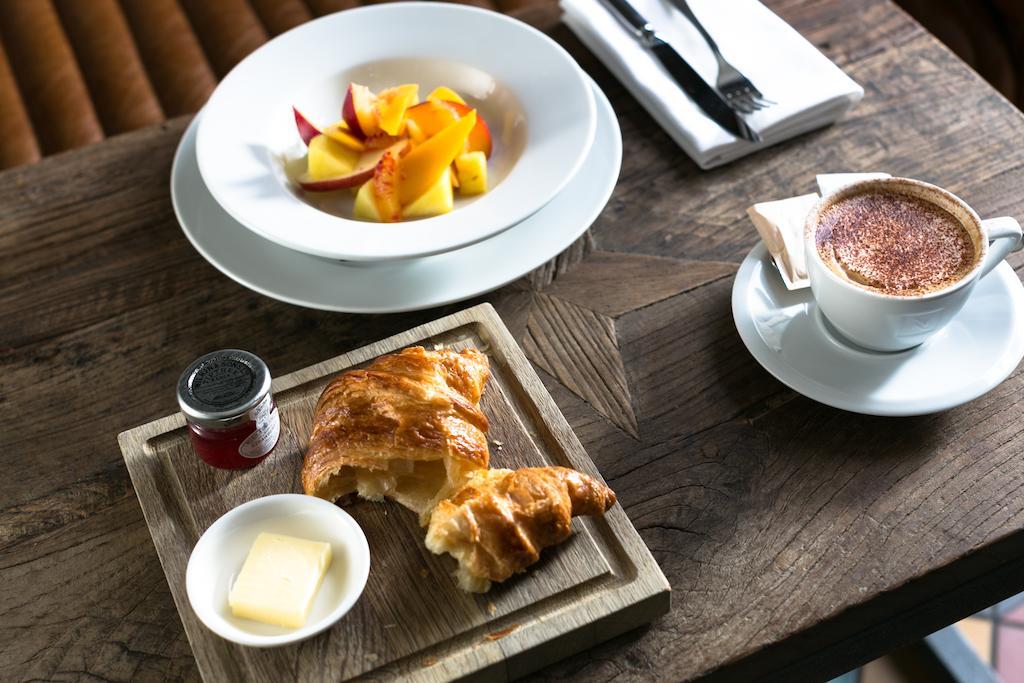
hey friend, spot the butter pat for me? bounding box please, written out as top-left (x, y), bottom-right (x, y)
top-left (228, 532), bottom-right (332, 628)
top-left (747, 193), bottom-right (819, 290)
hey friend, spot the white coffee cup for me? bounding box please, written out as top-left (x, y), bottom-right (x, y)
top-left (804, 177), bottom-right (1023, 352)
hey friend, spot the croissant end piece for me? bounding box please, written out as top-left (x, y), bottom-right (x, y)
top-left (424, 466), bottom-right (617, 592)
top-left (302, 346), bottom-right (490, 524)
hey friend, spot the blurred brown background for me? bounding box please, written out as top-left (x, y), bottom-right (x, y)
top-left (896, 0), bottom-right (1024, 105)
top-left (0, 0), bottom-right (1019, 171)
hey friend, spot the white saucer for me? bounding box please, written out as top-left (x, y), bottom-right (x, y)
top-left (732, 243), bottom-right (1024, 415)
top-left (186, 494), bottom-right (370, 648)
top-left (172, 80), bottom-right (620, 313)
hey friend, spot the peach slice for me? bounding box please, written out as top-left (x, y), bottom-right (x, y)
top-left (446, 102), bottom-right (492, 158)
top-left (375, 84), bottom-right (419, 136)
top-left (406, 100), bottom-right (492, 158)
top-left (307, 134), bottom-right (358, 180)
top-left (293, 107), bottom-right (321, 146)
top-left (362, 133), bottom-right (404, 150)
top-left (406, 118), bottom-right (427, 144)
top-left (399, 110), bottom-right (475, 205)
top-left (427, 86), bottom-right (465, 105)
top-left (323, 121), bottom-right (365, 152)
top-left (404, 100), bottom-right (460, 139)
top-left (342, 83), bottom-right (378, 138)
top-left (299, 139), bottom-right (409, 192)
top-left (371, 149), bottom-right (402, 222)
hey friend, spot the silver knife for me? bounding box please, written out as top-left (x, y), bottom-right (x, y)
top-left (600, 0), bottom-right (761, 142)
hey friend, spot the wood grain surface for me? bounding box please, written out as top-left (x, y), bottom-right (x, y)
top-left (4, 0), bottom-right (1024, 681)
top-left (118, 304), bottom-right (669, 682)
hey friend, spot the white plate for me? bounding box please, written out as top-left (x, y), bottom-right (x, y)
top-left (173, 80), bottom-right (620, 313)
top-left (732, 243), bottom-right (1024, 415)
top-left (196, 2), bottom-right (596, 262)
top-left (186, 494), bottom-right (370, 648)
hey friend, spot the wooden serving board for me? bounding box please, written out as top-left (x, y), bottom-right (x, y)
top-left (118, 303), bottom-right (670, 682)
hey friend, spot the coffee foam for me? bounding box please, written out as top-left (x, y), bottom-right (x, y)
top-left (813, 186), bottom-right (980, 296)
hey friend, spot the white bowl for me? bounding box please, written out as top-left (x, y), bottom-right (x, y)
top-left (185, 494), bottom-right (370, 647)
top-left (196, 2), bottom-right (596, 262)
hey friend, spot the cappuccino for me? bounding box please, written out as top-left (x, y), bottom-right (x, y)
top-left (814, 189), bottom-right (979, 296)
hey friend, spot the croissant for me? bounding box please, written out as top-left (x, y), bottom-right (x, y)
top-left (302, 346), bottom-right (490, 524)
top-left (424, 466), bottom-right (617, 592)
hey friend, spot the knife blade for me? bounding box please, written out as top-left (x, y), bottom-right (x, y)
top-left (599, 0), bottom-right (761, 143)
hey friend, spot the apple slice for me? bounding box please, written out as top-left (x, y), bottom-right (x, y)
top-left (293, 107), bottom-right (321, 146)
top-left (298, 140), bottom-right (409, 192)
top-left (446, 102), bottom-right (492, 158)
top-left (342, 83), bottom-right (379, 138)
top-left (371, 149), bottom-right (402, 222)
top-left (323, 121), bottom-right (365, 152)
top-left (375, 84), bottom-right (419, 136)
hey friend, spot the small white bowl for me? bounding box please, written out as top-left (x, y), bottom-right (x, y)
top-left (185, 494), bottom-right (370, 648)
top-left (196, 2), bottom-right (596, 262)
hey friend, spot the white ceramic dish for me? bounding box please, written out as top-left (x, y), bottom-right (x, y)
top-left (196, 2), bottom-right (596, 262)
top-left (173, 79), bottom-right (620, 313)
top-left (186, 494), bottom-right (370, 647)
top-left (732, 243), bottom-right (1024, 416)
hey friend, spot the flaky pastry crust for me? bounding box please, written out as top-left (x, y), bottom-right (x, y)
top-left (425, 466), bottom-right (617, 592)
top-left (302, 346), bottom-right (490, 524)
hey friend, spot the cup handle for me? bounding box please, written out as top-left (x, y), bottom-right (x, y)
top-left (979, 216), bottom-right (1024, 278)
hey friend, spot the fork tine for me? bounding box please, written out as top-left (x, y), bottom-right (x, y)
top-left (739, 88), bottom-right (774, 111)
top-left (731, 98), bottom-right (755, 114)
top-left (728, 91), bottom-right (757, 114)
top-left (724, 91), bottom-right (754, 114)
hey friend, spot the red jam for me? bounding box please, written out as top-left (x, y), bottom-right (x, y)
top-left (177, 350), bottom-right (281, 470)
top-left (186, 396), bottom-right (280, 469)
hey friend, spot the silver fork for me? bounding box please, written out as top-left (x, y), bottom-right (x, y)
top-left (670, 0), bottom-right (774, 114)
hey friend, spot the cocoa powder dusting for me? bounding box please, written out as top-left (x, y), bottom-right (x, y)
top-left (816, 191), bottom-right (977, 295)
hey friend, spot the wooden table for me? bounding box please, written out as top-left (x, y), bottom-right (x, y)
top-left (4, 1), bottom-right (1024, 680)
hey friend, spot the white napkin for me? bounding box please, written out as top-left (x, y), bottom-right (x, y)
top-left (560, 0), bottom-right (864, 169)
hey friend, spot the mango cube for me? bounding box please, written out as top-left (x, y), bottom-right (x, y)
top-left (455, 152), bottom-right (487, 195)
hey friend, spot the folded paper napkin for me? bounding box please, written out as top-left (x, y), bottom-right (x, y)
top-left (560, 0), bottom-right (864, 169)
top-left (747, 172), bottom-right (890, 289)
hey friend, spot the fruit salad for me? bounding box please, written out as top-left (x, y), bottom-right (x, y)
top-left (292, 83), bottom-right (492, 223)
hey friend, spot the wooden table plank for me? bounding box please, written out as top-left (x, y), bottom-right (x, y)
top-left (3, 0), bottom-right (1024, 681)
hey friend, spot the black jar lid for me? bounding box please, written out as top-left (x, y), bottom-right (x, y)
top-left (177, 349), bottom-right (272, 428)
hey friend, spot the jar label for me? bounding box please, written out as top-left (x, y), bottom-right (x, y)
top-left (238, 396), bottom-right (280, 459)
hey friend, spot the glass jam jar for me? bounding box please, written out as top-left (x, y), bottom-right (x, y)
top-left (176, 349), bottom-right (280, 469)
